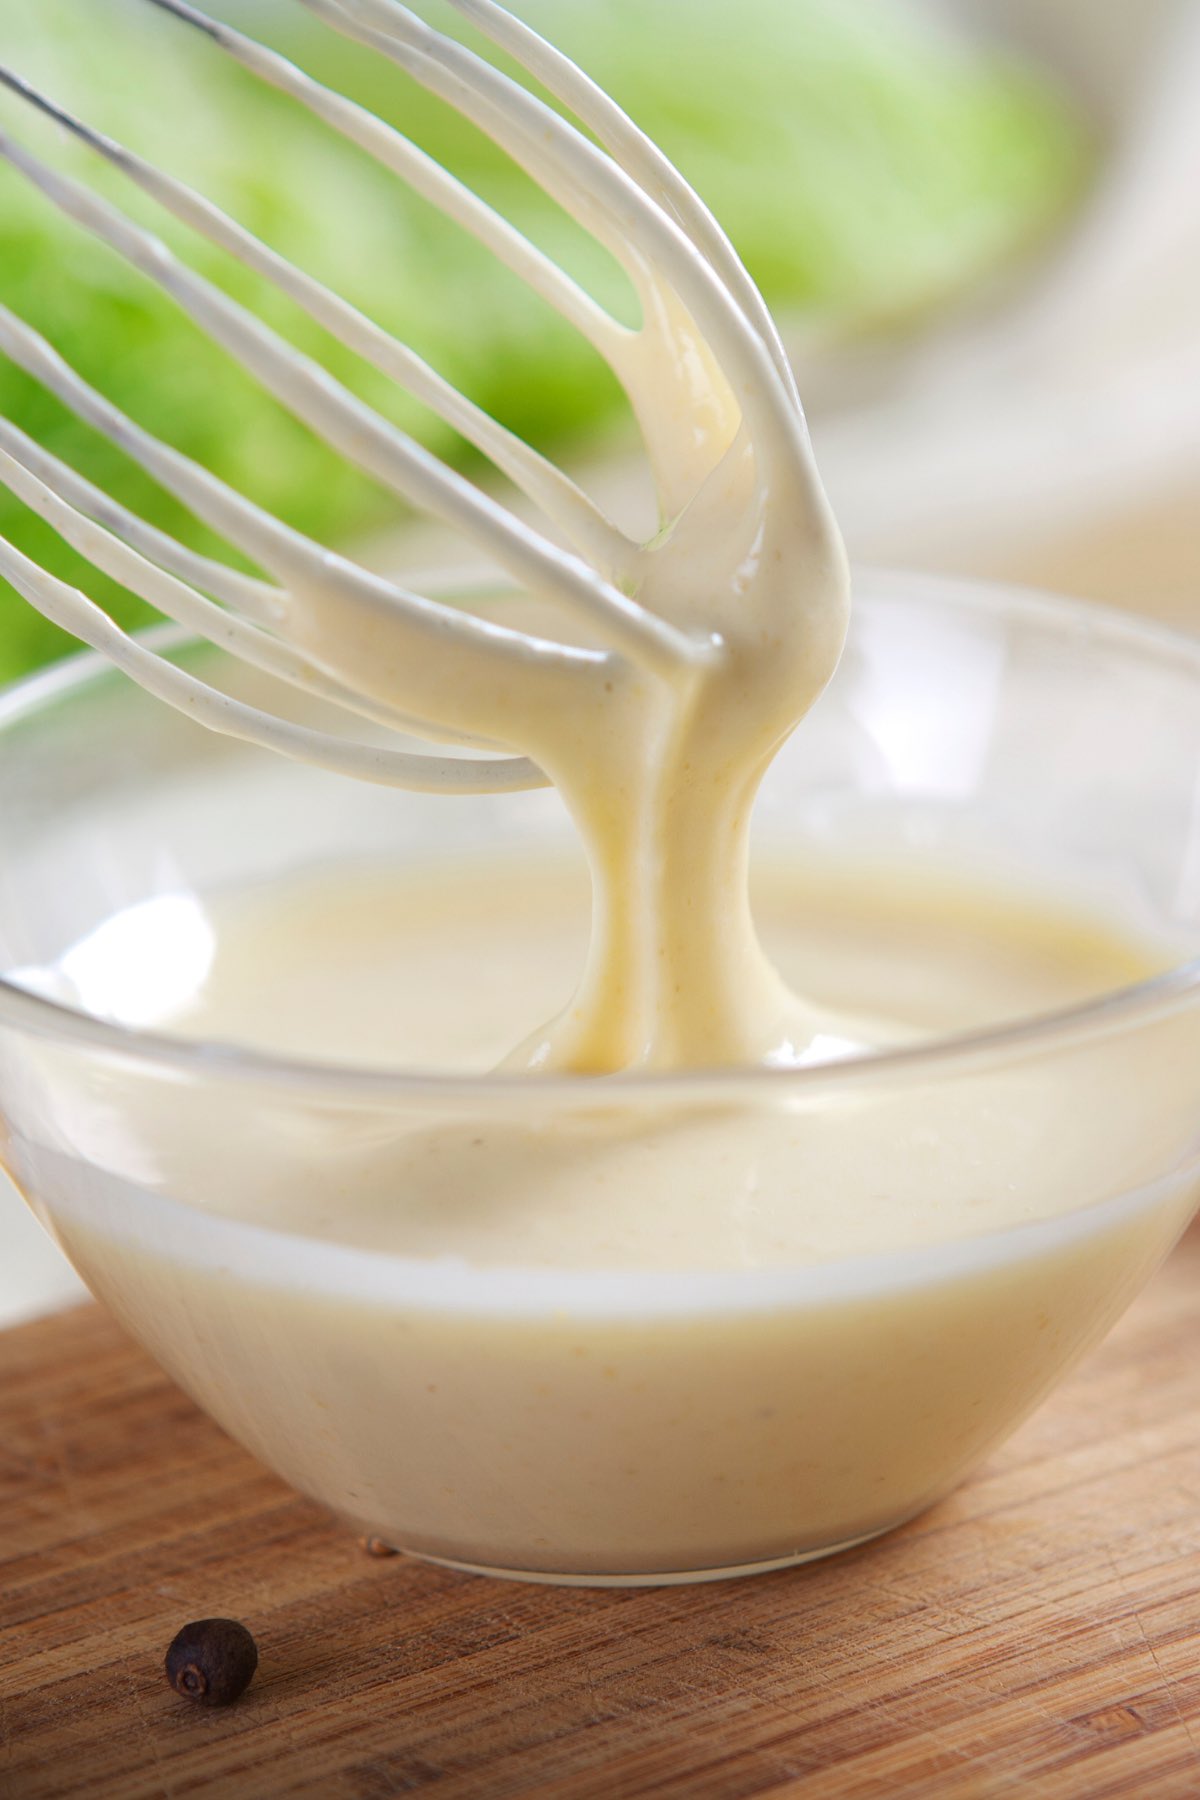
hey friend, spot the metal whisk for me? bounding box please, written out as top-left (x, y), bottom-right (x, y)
top-left (0, 0), bottom-right (840, 794)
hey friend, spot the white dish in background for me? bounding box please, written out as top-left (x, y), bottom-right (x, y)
top-left (806, 0), bottom-right (1200, 615)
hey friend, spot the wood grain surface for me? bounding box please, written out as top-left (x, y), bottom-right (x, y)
top-left (2, 1227), bottom-right (1199, 1800)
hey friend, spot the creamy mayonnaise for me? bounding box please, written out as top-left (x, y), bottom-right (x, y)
top-left (91, 854), bottom-right (1182, 1265)
top-left (27, 853), bottom-right (1197, 1578)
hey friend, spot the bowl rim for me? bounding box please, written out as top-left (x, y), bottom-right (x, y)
top-left (1, 567), bottom-right (1199, 1109)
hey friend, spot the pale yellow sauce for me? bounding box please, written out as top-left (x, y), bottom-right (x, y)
top-left (30, 854), bottom-right (1197, 1577)
top-left (136, 854), bottom-right (1166, 1267)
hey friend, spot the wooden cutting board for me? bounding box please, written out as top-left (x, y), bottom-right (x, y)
top-left (3, 1227), bottom-right (1200, 1800)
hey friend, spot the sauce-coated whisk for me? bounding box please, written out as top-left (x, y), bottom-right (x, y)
top-left (0, 0), bottom-right (840, 793)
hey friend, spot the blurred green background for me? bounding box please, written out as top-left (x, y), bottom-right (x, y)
top-left (0, 0), bottom-right (1090, 681)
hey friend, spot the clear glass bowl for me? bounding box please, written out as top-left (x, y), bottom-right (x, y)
top-left (1, 571), bottom-right (1199, 1585)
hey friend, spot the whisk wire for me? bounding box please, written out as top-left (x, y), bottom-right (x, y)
top-left (0, 428), bottom-right (501, 745)
top-left (0, 415), bottom-right (281, 624)
top-left (0, 0), bottom-right (835, 795)
top-left (436, 0), bottom-right (803, 406)
top-left (0, 65), bottom-right (632, 580)
top-left (0, 527), bottom-right (546, 793)
top-left (0, 122), bottom-right (693, 675)
top-left (0, 297), bottom-right (606, 761)
top-left (141, 1), bottom-right (626, 358)
top-left (297, 0), bottom-right (813, 474)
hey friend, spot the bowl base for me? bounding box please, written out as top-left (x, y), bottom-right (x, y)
top-left (387, 1522), bottom-right (899, 1588)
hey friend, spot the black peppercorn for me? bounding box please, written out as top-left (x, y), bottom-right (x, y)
top-left (165, 1618), bottom-right (258, 1706)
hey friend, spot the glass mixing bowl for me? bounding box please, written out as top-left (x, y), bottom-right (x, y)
top-left (1, 571), bottom-right (1199, 1585)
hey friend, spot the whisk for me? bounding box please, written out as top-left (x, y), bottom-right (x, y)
top-left (0, 0), bottom-right (843, 796)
